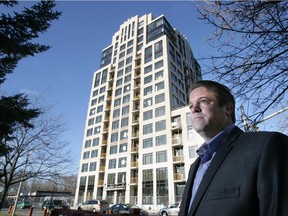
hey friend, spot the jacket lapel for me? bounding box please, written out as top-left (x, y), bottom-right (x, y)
top-left (189, 127), bottom-right (243, 215)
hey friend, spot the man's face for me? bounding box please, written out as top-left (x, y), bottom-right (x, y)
top-left (188, 87), bottom-right (232, 141)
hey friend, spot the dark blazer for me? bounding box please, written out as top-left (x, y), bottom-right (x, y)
top-left (179, 126), bottom-right (288, 216)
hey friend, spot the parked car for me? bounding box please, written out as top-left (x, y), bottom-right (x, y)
top-left (16, 201), bottom-right (32, 209)
top-left (77, 199), bottom-right (109, 213)
top-left (105, 204), bottom-right (149, 216)
top-left (42, 199), bottom-right (69, 210)
top-left (159, 202), bottom-right (180, 216)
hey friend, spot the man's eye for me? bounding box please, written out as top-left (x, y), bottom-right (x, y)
top-left (200, 99), bottom-right (210, 105)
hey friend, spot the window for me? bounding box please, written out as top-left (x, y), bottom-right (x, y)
top-left (119, 143), bottom-right (127, 152)
top-left (144, 65), bottom-right (152, 74)
top-left (118, 172), bottom-right (126, 184)
top-left (143, 97), bottom-right (153, 108)
top-left (91, 149), bottom-right (98, 158)
top-left (97, 105), bottom-right (103, 113)
top-left (156, 135), bottom-right (166, 146)
top-left (91, 98), bottom-right (97, 106)
top-left (124, 74), bottom-right (131, 83)
top-left (126, 56), bottom-right (132, 65)
top-left (110, 145), bottom-right (117, 154)
top-left (89, 108), bottom-right (95, 116)
top-left (154, 41), bottom-right (163, 59)
top-left (144, 46), bottom-right (152, 63)
top-left (98, 95), bottom-right (104, 103)
top-left (111, 132), bottom-right (118, 142)
top-left (118, 60), bottom-right (124, 68)
top-left (155, 70), bottom-right (164, 80)
top-left (189, 145), bottom-right (198, 158)
top-left (101, 69), bottom-right (108, 84)
top-left (116, 78), bottom-right (123, 86)
top-left (114, 98), bottom-right (121, 107)
top-left (143, 153), bottom-right (153, 165)
top-left (92, 89), bottom-right (98, 97)
top-left (119, 51), bottom-right (125, 59)
top-left (120, 44), bottom-right (126, 51)
top-left (144, 86), bottom-right (152, 96)
top-left (109, 159), bottom-right (116, 169)
top-left (156, 150), bottom-right (167, 163)
top-left (156, 120), bottom-right (166, 132)
top-left (92, 138), bottom-right (99, 146)
top-left (155, 60), bottom-right (163, 69)
top-left (125, 65), bottom-right (132, 74)
top-left (126, 47), bottom-right (133, 55)
top-left (95, 115), bottom-right (102, 123)
top-left (117, 69), bottom-right (123, 77)
top-left (143, 138), bottom-right (153, 148)
top-left (155, 81), bottom-right (164, 91)
top-left (86, 128), bottom-right (93, 137)
top-left (123, 84), bottom-right (130, 93)
top-left (108, 173), bottom-right (115, 185)
top-left (120, 130), bottom-right (128, 140)
top-left (83, 151), bottom-right (90, 159)
top-left (118, 157), bottom-right (127, 168)
top-left (143, 110), bottom-right (153, 121)
top-left (112, 120), bottom-right (119, 130)
top-left (155, 93), bottom-right (165, 104)
top-left (121, 117), bottom-right (129, 127)
top-left (155, 106), bottom-right (165, 117)
top-left (89, 162), bottom-right (97, 171)
top-left (93, 126), bottom-right (100, 134)
top-left (122, 106), bottom-right (129, 115)
top-left (88, 118), bottom-right (94, 126)
top-left (144, 75), bottom-right (153, 84)
top-left (81, 163), bottom-right (88, 172)
top-left (115, 88), bottom-right (122, 96)
top-left (113, 109), bottom-right (120, 118)
top-left (143, 123), bottom-right (153, 135)
top-left (123, 95), bottom-right (130, 104)
top-left (99, 86), bottom-right (106, 94)
top-left (85, 140), bottom-right (91, 148)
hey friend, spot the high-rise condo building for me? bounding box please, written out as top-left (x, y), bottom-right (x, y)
top-left (75, 13), bottom-right (203, 211)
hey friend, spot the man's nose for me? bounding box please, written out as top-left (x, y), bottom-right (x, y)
top-left (190, 102), bottom-right (201, 113)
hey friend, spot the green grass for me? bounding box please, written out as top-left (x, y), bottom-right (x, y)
top-left (0, 212), bottom-right (10, 216)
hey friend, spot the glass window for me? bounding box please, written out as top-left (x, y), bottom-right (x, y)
top-left (121, 117), bottom-right (129, 127)
top-left (154, 41), bottom-right (163, 59)
top-left (99, 86), bottom-right (106, 94)
top-left (155, 70), bottom-right (164, 80)
top-left (144, 46), bottom-right (152, 63)
top-left (119, 51), bottom-right (125, 59)
top-left (114, 98), bottom-right (121, 107)
top-left (122, 106), bottom-right (129, 115)
top-left (144, 86), bottom-right (152, 96)
top-left (110, 145), bottom-right (117, 154)
top-left (117, 69), bottom-right (123, 77)
top-left (85, 140), bottom-right (91, 148)
top-left (156, 150), bottom-right (167, 163)
top-left (156, 120), bottom-right (166, 132)
top-left (88, 118), bottom-right (94, 126)
top-left (156, 135), bottom-right (166, 146)
top-left (143, 138), bottom-right (153, 148)
top-left (112, 120), bottom-right (119, 130)
top-left (144, 65), bottom-right (152, 74)
top-left (95, 115), bottom-right (102, 123)
top-left (91, 149), bottom-right (98, 158)
top-left (143, 97), bottom-right (153, 107)
top-left (123, 84), bottom-right (130, 93)
top-left (124, 74), bottom-right (131, 83)
top-left (143, 110), bottom-right (153, 121)
top-left (83, 151), bottom-right (90, 159)
top-left (144, 75), bottom-right (153, 84)
top-left (118, 157), bottom-right (127, 168)
top-left (155, 60), bottom-right (163, 70)
top-left (120, 130), bottom-right (128, 140)
top-left (94, 126), bottom-right (101, 134)
top-left (89, 162), bottom-right (97, 171)
top-left (109, 159), bottom-right (116, 169)
top-left (81, 163), bottom-right (88, 172)
top-left (111, 132), bottom-right (118, 142)
top-left (118, 60), bottom-right (124, 68)
top-left (92, 138), bottom-right (99, 146)
top-left (86, 128), bottom-right (93, 137)
top-left (155, 93), bottom-right (165, 104)
top-left (97, 105), bottom-right (103, 113)
top-left (125, 65), bottom-right (132, 74)
top-left (123, 95), bottom-right (130, 104)
top-left (155, 81), bottom-right (164, 91)
top-left (143, 153), bottom-right (153, 165)
top-left (108, 173), bottom-right (115, 185)
top-left (98, 95), bottom-right (104, 103)
top-left (91, 98), bottom-right (97, 106)
top-left (119, 143), bottom-right (127, 152)
top-left (92, 89), bottom-right (98, 97)
top-left (143, 123), bottom-right (153, 135)
top-left (126, 56), bottom-right (132, 65)
top-left (115, 88), bottom-right (122, 96)
top-left (113, 109), bottom-right (120, 118)
top-left (89, 108), bottom-right (95, 116)
top-left (116, 78), bottom-right (123, 86)
top-left (118, 172), bottom-right (126, 184)
top-left (155, 106), bottom-right (165, 117)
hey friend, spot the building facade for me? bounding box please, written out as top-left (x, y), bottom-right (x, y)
top-left (74, 13), bottom-right (203, 210)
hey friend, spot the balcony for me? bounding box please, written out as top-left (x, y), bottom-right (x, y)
top-left (100, 153), bottom-right (107, 158)
top-left (130, 162), bottom-right (139, 168)
top-left (173, 155), bottom-right (184, 162)
top-left (131, 147), bottom-right (139, 152)
top-left (131, 132), bottom-right (139, 139)
top-left (171, 121), bottom-right (182, 130)
top-left (98, 180), bottom-right (104, 186)
top-left (173, 172), bottom-right (185, 181)
top-left (130, 177), bottom-right (138, 185)
top-left (99, 166), bottom-right (105, 172)
top-left (172, 136), bottom-right (183, 146)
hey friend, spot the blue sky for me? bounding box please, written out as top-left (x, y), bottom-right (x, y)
top-left (1, 1), bottom-right (285, 174)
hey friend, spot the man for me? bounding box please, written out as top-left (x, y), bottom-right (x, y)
top-left (179, 80), bottom-right (288, 216)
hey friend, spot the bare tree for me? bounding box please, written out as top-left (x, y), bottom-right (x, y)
top-left (196, 1), bottom-right (288, 128)
top-left (0, 103), bottom-right (73, 209)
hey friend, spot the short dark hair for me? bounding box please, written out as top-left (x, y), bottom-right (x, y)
top-left (190, 80), bottom-right (236, 123)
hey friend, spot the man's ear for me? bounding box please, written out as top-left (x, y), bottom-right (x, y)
top-left (225, 102), bottom-right (234, 116)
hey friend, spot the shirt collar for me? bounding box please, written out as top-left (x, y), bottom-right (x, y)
top-left (197, 124), bottom-right (235, 163)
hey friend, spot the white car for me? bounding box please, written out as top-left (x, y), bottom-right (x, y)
top-left (159, 202), bottom-right (181, 216)
top-left (78, 199), bottom-right (109, 213)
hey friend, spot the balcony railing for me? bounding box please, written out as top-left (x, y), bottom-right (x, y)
top-left (173, 172), bottom-right (185, 181)
top-left (173, 155), bottom-right (184, 162)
